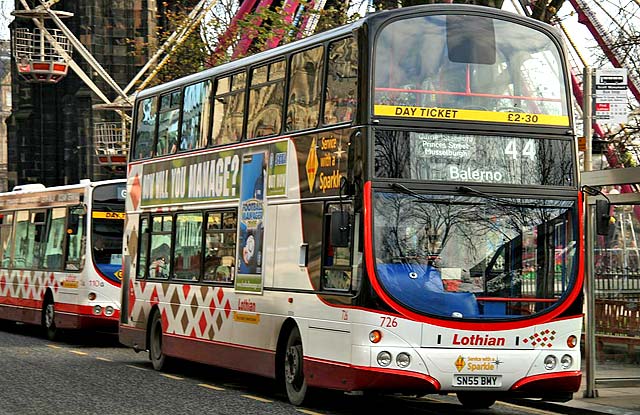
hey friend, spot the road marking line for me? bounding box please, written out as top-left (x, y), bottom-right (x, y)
top-left (126, 364), bottom-right (149, 371)
top-left (70, 350), bottom-right (88, 356)
top-left (242, 395), bottom-right (272, 403)
top-left (498, 400), bottom-right (557, 415)
top-left (297, 409), bottom-right (325, 415)
top-left (46, 344), bottom-right (61, 349)
top-left (198, 383), bottom-right (225, 391)
top-left (96, 357), bottom-right (112, 362)
top-left (161, 373), bottom-right (183, 380)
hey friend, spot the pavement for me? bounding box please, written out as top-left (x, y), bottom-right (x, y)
top-left (517, 363), bottom-right (640, 415)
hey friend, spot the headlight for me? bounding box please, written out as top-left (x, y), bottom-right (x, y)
top-left (88, 292), bottom-right (96, 301)
top-left (544, 355), bottom-right (557, 370)
top-left (377, 351), bottom-right (392, 367)
top-left (93, 305), bottom-right (102, 315)
top-left (105, 306), bottom-right (114, 316)
top-left (396, 352), bottom-right (411, 368)
top-left (561, 354), bottom-right (573, 369)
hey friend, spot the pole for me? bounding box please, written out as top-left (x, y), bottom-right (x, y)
top-left (583, 66), bottom-right (598, 398)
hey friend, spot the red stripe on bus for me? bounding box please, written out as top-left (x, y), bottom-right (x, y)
top-left (304, 356), bottom-right (441, 391)
top-left (509, 370), bottom-right (581, 393)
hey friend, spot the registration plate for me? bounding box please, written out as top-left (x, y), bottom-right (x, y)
top-left (453, 375), bottom-right (502, 387)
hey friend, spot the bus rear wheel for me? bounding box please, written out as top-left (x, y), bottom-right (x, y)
top-left (283, 326), bottom-right (308, 405)
top-left (42, 298), bottom-right (58, 341)
top-left (456, 392), bottom-right (497, 409)
top-left (149, 310), bottom-right (168, 370)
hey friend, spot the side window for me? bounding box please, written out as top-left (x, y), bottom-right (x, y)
top-left (30, 210), bottom-right (48, 269)
top-left (203, 211), bottom-right (237, 283)
top-left (0, 212), bottom-right (14, 268)
top-left (212, 73), bottom-right (245, 146)
top-left (43, 208), bottom-right (66, 270)
top-left (137, 216), bottom-right (150, 279)
top-left (65, 206), bottom-right (86, 271)
top-left (12, 210), bottom-right (30, 269)
top-left (156, 90), bottom-right (182, 156)
top-left (287, 46), bottom-right (324, 132)
top-left (247, 60), bottom-right (285, 139)
top-left (173, 212), bottom-right (203, 281)
top-left (148, 215), bottom-right (173, 279)
top-left (324, 37), bottom-right (357, 125)
top-left (180, 80), bottom-right (212, 151)
top-left (322, 203), bottom-right (353, 291)
top-left (132, 96), bottom-right (157, 160)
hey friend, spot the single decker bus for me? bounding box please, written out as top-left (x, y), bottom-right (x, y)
top-left (0, 179), bottom-right (126, 339)
top-left (120, 4), bottom-right (582, 408)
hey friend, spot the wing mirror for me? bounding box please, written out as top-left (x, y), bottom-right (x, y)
top-left (582, 185), bottom-right (611, 236)
top-left (330, 211), bottom-right (351, 248)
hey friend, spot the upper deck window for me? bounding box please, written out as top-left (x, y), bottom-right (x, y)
top-left (247, 60), bottom-right (285, 139)
top-left (286, 46), bottom-right (324, 132)
top-left (132, 97), bottom-right (157, 160)
top-left (374, 14), bottom-right (569, 126)
top-left (212, 73), bottom-right (245, 146)
top-left (324, 37), bottom-right (358, 125)
top-left (180, 80), bottom-right (212, 151)
top-left (157, 90), bottom-right (182, 156)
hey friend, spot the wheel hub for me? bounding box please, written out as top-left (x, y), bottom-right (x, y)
top-left (45, 304), bottom-right (54, 328)
top-left (285, 344), bottom-right (302, 384)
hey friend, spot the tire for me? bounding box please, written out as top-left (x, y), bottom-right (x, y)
top-left (456, 392), bottom-right (497, 409)
top-left (282, 326), bottom-right (308, 406)
top-left (42, 298), bottom-right (58, 341)
top-left (149, 310), bottom-right (168, 370)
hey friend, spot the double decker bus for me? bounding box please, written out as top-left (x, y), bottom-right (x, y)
top-left (0, 179), bottom-right (126, 340)
top-left (120, 4), bottom-right (582, 408)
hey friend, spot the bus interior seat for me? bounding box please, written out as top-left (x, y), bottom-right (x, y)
top-left (376, 263), bottom-right (479, 317)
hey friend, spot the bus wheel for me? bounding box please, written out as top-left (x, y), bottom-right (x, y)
top-left (42, 299), bottom-right (58, 341)
top-left (283, 326), bottom-right (308, 405)
top-left (456, 392), bottom-right (497, 409)
top-left (149, 310), bottom-right (167, 370)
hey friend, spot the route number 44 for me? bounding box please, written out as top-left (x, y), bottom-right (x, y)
top-left (505, 139), bottom-right (536, 161)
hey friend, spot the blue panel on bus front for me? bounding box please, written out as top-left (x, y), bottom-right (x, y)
top-left (376, 263), bottom-right (479, 318)
top-left (96, 263), bottom-right (122, 284)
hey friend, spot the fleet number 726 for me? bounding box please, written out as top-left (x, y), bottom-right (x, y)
top-left (380, 316), bottom-right (398, 327)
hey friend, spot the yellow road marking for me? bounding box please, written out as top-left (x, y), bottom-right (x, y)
top-left (126, 364), bottom-right (148, 371)
top-left (497, 400), bottom-right (557, 415)
top-left (198, 383), bottom-right (225, 391)
top-left (46, 344), bottom-right (61, 349)
top-left (161, 373), bottom-right (183, 380)
top-left (70, 350), bottom-right (87, 356)
top-left (297, 409), bottom-right (325, 415)
top-left (96, 357), bottom-right (112, 362)
top-left (241, 395), bottom-right (272, 403)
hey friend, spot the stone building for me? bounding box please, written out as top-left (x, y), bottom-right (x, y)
top-left (7, 0), bottom-right (157, 187)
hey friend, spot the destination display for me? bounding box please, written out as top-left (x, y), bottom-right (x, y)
top-left (374, 130), bottom-right (574, 186)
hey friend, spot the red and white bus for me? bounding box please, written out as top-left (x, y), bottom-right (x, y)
top-left (0, 179), bottom-right (126, 339)
top-left (120, 4), bottom-right (583, 408)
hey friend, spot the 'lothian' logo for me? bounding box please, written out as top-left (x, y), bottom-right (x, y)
top-left (452, 333), bottom-right (506, 346)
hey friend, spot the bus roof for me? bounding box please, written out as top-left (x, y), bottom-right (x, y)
top-left (135, 4), bottom-right (554, 102)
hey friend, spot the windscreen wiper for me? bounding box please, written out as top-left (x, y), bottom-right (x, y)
top-left (457, 185), bottom-right (508, 203)
top-left (389, 183), bottom-right (431, 202)
top-left (457, 185), bottom-right (543, 209)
